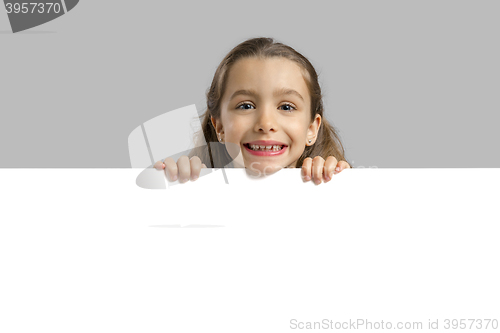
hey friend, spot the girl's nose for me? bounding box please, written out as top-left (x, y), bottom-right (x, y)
top-left (254, 106), bottom-right (277, 133)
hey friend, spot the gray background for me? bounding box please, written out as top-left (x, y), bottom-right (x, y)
top-left (1, 0), bottom-right (498, 168)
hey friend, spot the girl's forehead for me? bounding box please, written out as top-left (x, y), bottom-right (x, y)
top-left (230, 57), bottom-right (303, 76)
top-left (225, 57), bottom-right (310, 98)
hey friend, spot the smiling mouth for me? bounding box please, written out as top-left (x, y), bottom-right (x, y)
top-left (243, 143), bottom-right (286, 152)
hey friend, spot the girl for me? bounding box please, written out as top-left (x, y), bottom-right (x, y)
top-left (155, 37), bottom-right (351, 185)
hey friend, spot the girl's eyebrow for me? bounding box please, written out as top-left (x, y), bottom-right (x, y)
top-left (229, 88), bottom-right (304, 102)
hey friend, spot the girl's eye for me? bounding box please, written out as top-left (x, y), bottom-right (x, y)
top-left (236, 103), bottom-right (296, 111)
top-left (279, 103), bottom-right (296, 112)
top-left (236, 103), bottom-right (255, 110)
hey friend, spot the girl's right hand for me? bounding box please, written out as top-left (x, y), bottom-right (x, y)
top-left (154, 156), bottom-right (207, 183)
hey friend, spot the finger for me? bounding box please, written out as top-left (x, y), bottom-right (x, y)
top-left (301, 157), bottom-right (313, 182)
top-left (201, 163), bottom-right (207, 169)
top-left (334, 160), bottom-right (351, 174)
top-left (323, 156), bottom-right (338, 182)
top-left (154, 160), bottom-right (165, 171)
top-left (162, 157), bottom-right (178, 181)
top-left (312, 156), bottom-right (325, 185)
top-left (176, 156), bottom-right (191, 183)
top-left (189, 156), bottom-right (203, 181)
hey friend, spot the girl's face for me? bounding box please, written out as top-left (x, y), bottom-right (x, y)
top-left (212, 57), bottom-right (321, 175)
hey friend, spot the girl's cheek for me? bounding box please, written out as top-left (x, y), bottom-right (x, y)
top-left (225, 142), bottom-right (241, 159)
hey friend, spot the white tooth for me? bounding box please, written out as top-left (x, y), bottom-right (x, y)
top-left (249, 144), bottom-right (284, 151)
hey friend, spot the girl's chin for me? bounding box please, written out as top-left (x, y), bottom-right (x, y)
top-left (242, 162), bottom-right (286, 177)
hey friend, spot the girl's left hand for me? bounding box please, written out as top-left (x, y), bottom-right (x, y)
top-left (301, 156), bottom-right (351, 184)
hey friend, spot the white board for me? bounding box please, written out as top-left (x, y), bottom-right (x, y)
top-left (0, 169), bottom-right (499, 333)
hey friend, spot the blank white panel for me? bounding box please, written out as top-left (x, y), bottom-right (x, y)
top-left (1, 169), bottom-right (499, 333)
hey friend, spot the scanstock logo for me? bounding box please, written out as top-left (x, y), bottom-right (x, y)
top-left (4, 0), bottom-right (79, 33)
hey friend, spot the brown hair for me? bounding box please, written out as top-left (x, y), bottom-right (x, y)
top-left (189, 37), bottom-right (348, 168)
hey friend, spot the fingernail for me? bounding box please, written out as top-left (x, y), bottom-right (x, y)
top-left (180, 178), bottom-right (188, 183)
top-left (336, 167), bottom-right (340, 172)
top-left (171, 175), bottom-right (178, 181)
top-left (324, 175), bottom-right (330, 182)
top-left (315, 178), bottom-right (321, 185)
top-left (304, 176), bottom-right (311, 181)
top-left (192, 176), bottom-right (198, 181)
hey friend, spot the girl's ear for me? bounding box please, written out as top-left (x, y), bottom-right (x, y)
top-left (306, 114), bottom-right (321, 146)
top-left (211, 116), bottom-right (222, 133)
top-left (211, 116), bottom-right (224, 141)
